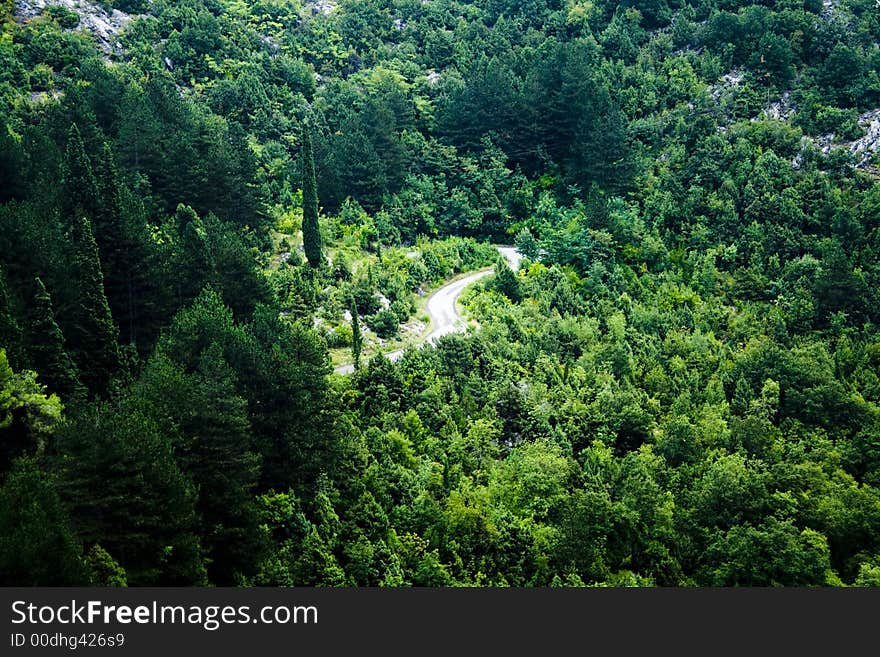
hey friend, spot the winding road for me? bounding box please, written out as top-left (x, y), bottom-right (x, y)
top-left (333, 246), bottom-right (521, 375)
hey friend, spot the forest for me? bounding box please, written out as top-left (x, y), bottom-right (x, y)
top-left (1, 0), bottom-right (880, 587)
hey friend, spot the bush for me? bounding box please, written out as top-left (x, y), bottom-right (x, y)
top-left (331, 253), bottom-right (352, 281)
top-left (28, 64), bottom-right (53, 91)
top-left (326, 324), bottom-right (352, 348)
top-left (44, 6), bottom-right (80, 30)
top-left (390, 298), bottom-right (412, 324)
top-left (353, 285), bottom-right (381, 316)
top-left (368, 309), bottom-right (399, 339)
top-left (276, 209), bottom-right (301, 235)
top-left (815, 106), bottom-right (863, 141)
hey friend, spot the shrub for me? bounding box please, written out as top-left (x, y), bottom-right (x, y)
top-left (368, 309), bottom-right (399, 339)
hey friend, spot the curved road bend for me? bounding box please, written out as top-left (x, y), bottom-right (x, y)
top-left (333, 246), bottom-right (521, 375)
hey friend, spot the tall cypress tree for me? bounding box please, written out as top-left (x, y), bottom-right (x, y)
top-left (301, 126), bottom-right (323, 268)
top-left (67, 216), bottom-right (120, 395)
top-left (28, 278), bottom-right (83, 400)
top-left (351, 296), bottom-right (362, 371)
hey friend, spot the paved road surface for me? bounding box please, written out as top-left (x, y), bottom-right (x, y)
top-left (333, 246), bottom-right (519, 375)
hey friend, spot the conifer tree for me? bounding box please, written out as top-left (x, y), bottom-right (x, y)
top-left (0, 458), bottom-right (90, 586)
top-left (67, 216), bottom-right (120, 394)
top-left (59, 125), bottom-right (121, 392)
top-left (178, 208), bottom-right (213, 305)
top-left (91, 142), bottom-right (137, 341)
top-left (493, 258), bottom-right (522, 302)
top-left (62, 124), bottom-right (100, 222)
top-left (183, 346), bottom-right (263, 583)
top-left (128, 346), bottom-right (264, 584)
top-left (92, 142), bottom-right (125, 250)
top-left (55, 400), bottom-right (207, 585)
top-left (351, 296), bottom-right (362, 371)
top-left (28, 278), bottom-right (83, 400)
top-left (0, 266), bottom-right (21, 367)
top-left (301, 126), bottom-right (323, 268)
top-left (514, 227), bottom-right (540, 260)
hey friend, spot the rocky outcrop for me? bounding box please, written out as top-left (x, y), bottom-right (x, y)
top-left (814, 108), bottom-right (880, 168)
top-left (14, 0), bottom-right (135, 54)
top-left (305, 0), bottom-right (336, 16)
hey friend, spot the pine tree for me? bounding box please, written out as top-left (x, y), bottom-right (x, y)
top-left (62, 124), bottom-right (100, 221)
top-left (28, 278), bottom-right (83, 400)
top-left (732, 377), bottom-right (753, 416)
top-left (92, 143), bottom-right (125, 250)
top-left (86, 544), bottom-right (128, 587)
top-left (184, 346), bottom-right (263, 584)
top-left (129, 347), bottom-right (264, 584)
top-left (67, 216), bottom-right (120, 395)
top-left (91, 141), bottom-right (138, 343)
top-left (0, 458), bottom-right (90, 586)
top-left (59, 124), bottom-right (121, 393)
top-left (54, 400), bottom-right (207, 585)
top-left (177, 206), bottom-right (213, 306)
top-left (514, 227), bottom-right (540, 260)
top-left (351, 296), bottom-right (363, 371)
top-left (0, 266), bottom-right (22, 367)
top-left (301, 126), bottom-right (323, 268)
top-left (493, 258), bottom-right (522, 302)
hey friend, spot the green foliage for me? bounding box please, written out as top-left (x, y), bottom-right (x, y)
top-left (351, 298), bottom-right (363, 370)
top-left (131, 346), bottom-right (265, 584)
top-left (702, 519), bottom-right (833, 586)
top-left (367, 308), bottom-right (399, 339)
top-left (170, 204), bottom-right (270, 317)
top-left (44, 5), bottom-right (80, 30)
top-left (0, 458), bottom-right (89, 585)
top-left (514, 228), bottom-right (540, 261)
top-left (54, 399), bottom-right (207, 585)
top-left (301, 127), bottom-right (323, 268)
top-left (2, 0), bottom-right (880, 589)
top-left (65, 216), bottom-right (120, 395)
top-left (493, 259), bottom-right (522, 303)
top-left (0, 349), bottom-right (63, 471)
top-left (62, 124), bottom-right (100, 222)
top-left (86, 544), bottom-right (128, 587)
top-left (0, 265), bottom-right (21, 366)
top-left (27, 278), bottom-right (83, 400)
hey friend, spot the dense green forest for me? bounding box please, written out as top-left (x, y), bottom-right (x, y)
top-left (2, 0), bottom-right (880, 587)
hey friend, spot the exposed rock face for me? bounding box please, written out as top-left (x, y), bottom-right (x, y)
top-left (305, 0), bottom-right (336, 16)
top-left (711, 64), bottom-right (880, 173)
top-left (803, 108), bottom-right (880, 166)
top-left (759, 92), bottom-right (795, 123)
top-left (792, 108), bottom-right (880, 172)
top-left (14, 0), bottom-right (135, 54)
top-left (846, 108), bottom-right (880, 168)
top-left (822, 0), bottom-right (835, 20)
top-left (710, 69), bottom-right (743, 101)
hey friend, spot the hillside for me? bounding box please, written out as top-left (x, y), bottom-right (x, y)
top-left (1, 0), bottom-right (880, 587)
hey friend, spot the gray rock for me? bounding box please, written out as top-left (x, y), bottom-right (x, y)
top-left (15, 0), bottom-right (137, 55)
